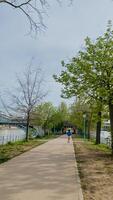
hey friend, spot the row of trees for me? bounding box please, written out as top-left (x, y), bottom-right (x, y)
top-left (1, 63), bottom-right (98, 142)
top-left (2, 62), bottom-right (96, 140)
top-left (31, 99), bottom-right (99, 137)
top-left (31, 101), bottom-right (69, 135)
top-left (1, 63), bottom-right (96, 142)
top-left (1, 65), bottom-right (74, 141)
top-left (54, 21), bottom-right (113, 155)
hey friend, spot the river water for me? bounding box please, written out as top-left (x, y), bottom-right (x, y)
top-left (100, 131), bottom-right (111, 146)
top-left (91, 131), bottom-right (111, 147)
top-left (0, 127), bottom-right (111, 146)
top-left (0, 127), bottom-right (26, 145)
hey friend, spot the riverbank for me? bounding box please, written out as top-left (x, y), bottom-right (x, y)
top-left (0, 127), bottom-right (25, 145)
top-left (0, 135), bottom-right (58, 164)
top-left (73, 137), bottom-right (113, 200)
top-left (0, 126), bottom-right (18, 130)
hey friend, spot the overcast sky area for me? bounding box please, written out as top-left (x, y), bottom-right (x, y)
top-left (0, 0), bottom-right (113, 108)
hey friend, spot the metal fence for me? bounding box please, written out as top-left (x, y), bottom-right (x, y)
top-left (105, 137), bottom-right (111, 148)
top-left (0, 133), bottom-right (26, 145)
top-left (0, 126), bottom-right (44, 145)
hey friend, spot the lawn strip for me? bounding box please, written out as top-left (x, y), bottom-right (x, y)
top-left (73, 137), bottom-right (113, 200)
top-left (0, 134), bottom-right (59, 164)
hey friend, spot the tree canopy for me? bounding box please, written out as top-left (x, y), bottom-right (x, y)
top-left (54, 21), bottom-right (113, 153)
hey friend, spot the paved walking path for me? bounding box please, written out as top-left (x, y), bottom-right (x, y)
top-left (0, 135), bottom-right (83, 200)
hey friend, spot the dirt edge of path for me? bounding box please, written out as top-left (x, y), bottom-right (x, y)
top-left (73, 138), bottom-right (113, 200)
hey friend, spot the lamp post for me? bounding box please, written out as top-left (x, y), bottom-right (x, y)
top-left (83, 113), bottom-right (86, 140)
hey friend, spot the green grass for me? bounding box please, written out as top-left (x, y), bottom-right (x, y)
top-left (85, 141), bottom-right (111, 153)
top-left (0, 134), bottom-right (59, 164)
top-left (73, 135), bottom-right (111, 153)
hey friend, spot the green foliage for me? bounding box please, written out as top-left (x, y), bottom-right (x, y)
top-left (32, 102), bottom-right (56, 129)
top-left (54, 21), bottom-right (113, 137)
top-left (69, 98), bottom-right (98, 132)
top-left (86, 141), bottom-right (111, 153)
top-left (32, 101), bottom-right (70, 133)
top-left (69, 100), bottom-right (88, 130)
top-left (57, 101), bottom-right (69, 122)
top-left (53, 21), bottom-right (113, 105)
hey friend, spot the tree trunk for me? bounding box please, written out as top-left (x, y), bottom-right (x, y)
top-left (96, 111), bottom-right (101, 144)
top-left (26, 112), bottom-right (30, 141)
top-left (87, 119), bottom-right (91, 140)
top-left (87, 112), bottom-right (93, 140)
top-left (109, 102), bottom-right (113, 155)
top-left (43, 125), bottom-right (46, 135)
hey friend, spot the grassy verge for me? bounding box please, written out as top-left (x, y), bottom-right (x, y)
top-left (85, 141), bottom-right (111, 153)
top-left (72, 136), bottom-right (113, 200)
top-left (0, 134), bottom-right (59, 164)
top-left (73, 135), bottom-right (111, 153)
top-left (82, 138), bottom-right (111, 153)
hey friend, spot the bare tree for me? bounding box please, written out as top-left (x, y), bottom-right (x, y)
top-left (0, 0), bottom-right (73, 34)
top-left (7, 64), bottom-right (47, 141)
top-left (0, 0), bottom-right (47, 34)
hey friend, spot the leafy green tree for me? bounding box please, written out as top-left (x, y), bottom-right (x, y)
top-left (32, 101), bottom-right (70, 134)
top-left (55, 101), bottom-right (70, 132)
top-left (54, 47), bottom-right (104, 143)
top-left (54, 21), bottom-right (113, 154)
top-left (32, 102), bottom-right (56, 134)
top-left (78, 22), bottom-right (113, 150)
top-left (57, 102), bottom-right (69, 122)
top-left (69, 97), bottom-right (98, 139)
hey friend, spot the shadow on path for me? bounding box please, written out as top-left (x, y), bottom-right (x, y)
top-left (0, 136), bottom-right (82, 200)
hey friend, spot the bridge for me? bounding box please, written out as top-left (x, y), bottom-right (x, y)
top-left (0, 112), bottom-right (27, 126)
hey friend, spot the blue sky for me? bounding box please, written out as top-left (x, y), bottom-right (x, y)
top-left (0, 0), bottom-right (113, 106)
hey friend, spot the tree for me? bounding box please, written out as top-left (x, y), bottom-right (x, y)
top-left (54, 101), bottom-right (69, 132)
top-left (7, 65), bottom-right (46, 141)
top-left (32, 102), bottom-right (56, 134)
top-left (54, 21), bottom-right (113, 154)
top-left (0, 0), bottom-right (73, 34)
top-left (32, 101), bottom-right (69, 134)
top-left (54, 51), bottom-right (104, 144)
top-left (69, 99), bottom-right (91, 138)
top-left (76, 22), bottom-right (113, 148)
top-left (57, 101), bottom-right (69, 121)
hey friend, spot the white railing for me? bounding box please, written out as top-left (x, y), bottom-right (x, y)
top-left (0, 133), bottom-right (26, 145)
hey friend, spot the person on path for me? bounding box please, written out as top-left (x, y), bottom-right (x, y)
top-left (66, 129), bottom-right (72, 143)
